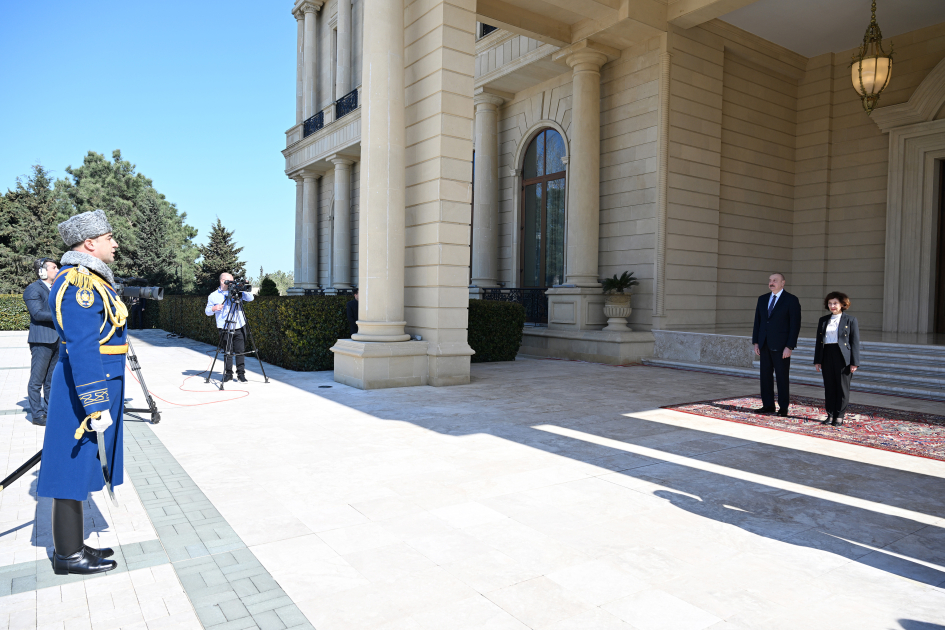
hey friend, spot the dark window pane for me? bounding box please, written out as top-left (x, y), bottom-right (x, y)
top-left (523, 136), bottom-right (538, 179)
top-left (536, 131), bottom-right (545, 177)
top-left (545, 179), bottom-right (566, 287)
top-left (522, 184), bottom-right (542, 287)
top-left (545, 130), bottom-right (566, 175)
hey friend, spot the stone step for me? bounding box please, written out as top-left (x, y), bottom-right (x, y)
top-left (642, 358), bottom-right (945, 402)
top-left (768, 352), bottom-right (945, 381)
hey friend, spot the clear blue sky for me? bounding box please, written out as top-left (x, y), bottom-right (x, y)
top-left (0, 0), bottom-right (296, 278)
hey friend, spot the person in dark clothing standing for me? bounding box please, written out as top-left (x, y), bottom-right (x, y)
top-left (346, 287), bottom-right (359, 336)
top-left (23, 257), bottom-right (60, 426)
top-left (751, 272), bottom-right (802, 417)
top-left (813, 292), bottom-right (860, 426)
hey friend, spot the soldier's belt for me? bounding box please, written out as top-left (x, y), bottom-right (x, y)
top-left (100, 344), bottom-right (128, 355)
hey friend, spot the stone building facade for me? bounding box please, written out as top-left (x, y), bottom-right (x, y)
top-left (281, 0), bottom-right (945, 388)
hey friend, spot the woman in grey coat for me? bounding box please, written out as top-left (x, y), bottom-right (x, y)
top-left (813, 292), bottom-right (860, 426)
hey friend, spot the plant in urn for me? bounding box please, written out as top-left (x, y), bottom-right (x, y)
top-left (601, 271), bottom-right (639, 331)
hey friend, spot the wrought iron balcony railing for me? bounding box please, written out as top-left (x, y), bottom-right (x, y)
top-left (335, 89), bottom-right (358, 120)
top-left (480, 287), bottom-right (548, 326)
top-left (302, 287), bottom-right (355, 296)
top-left (303, 111), bottom-right (324, 138)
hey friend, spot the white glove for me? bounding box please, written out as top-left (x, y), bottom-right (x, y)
top-left (90, 410), bottom-right (113, 433)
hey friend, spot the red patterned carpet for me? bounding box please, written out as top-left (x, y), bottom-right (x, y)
top-left (664, 395), bottom-right (945, 461)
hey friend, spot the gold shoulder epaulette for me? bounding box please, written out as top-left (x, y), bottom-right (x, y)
top-left (55, 267), bottom-right (129, 339)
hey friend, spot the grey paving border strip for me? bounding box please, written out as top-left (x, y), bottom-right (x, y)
top-left (125, 422), bottom-right (316, 630)
top-left (0, 539), bottom-right (169, 596)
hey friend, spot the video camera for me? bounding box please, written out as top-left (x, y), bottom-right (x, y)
top-left (114, 277), bottom-right (164, 300)
top-left (224, 278), bottom-right (252, 298)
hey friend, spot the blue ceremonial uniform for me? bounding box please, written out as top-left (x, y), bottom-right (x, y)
top-left (37, 264), bottom-right (128, 501)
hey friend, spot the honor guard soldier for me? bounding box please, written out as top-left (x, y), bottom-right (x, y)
top-left (37, 209), bottom-right (128, 575)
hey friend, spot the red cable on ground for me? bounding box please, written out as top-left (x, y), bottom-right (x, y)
top-left (124, 361), bottom-right (250, 407)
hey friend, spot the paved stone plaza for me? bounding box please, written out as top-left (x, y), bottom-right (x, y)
top-left (2, 329), bottom-right (944, 630)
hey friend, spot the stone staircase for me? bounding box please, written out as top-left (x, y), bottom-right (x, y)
top-left (644, 331), bottom-right (945, 401)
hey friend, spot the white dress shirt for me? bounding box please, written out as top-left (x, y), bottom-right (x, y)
top-left (206, 288), bottom-right (254, 329)
top-left (824, 313), bottom-right (841, 344)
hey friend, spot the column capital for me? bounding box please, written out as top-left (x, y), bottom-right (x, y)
top-left (329, 155), bottom-right (355, 168)
top-left (295, 0), bottom-right (323, 16)
top-left (473, 88), bottom-right (510, 109)
top-left (552, 39), bottom-right (619, 71)
top-left (300, 168), bottom-right (324, 180)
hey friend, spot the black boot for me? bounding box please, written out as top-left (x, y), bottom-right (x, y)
top-left (832, 415), bottom-right (844, 427)
top-left (51, 499), bottom-right (117, 575)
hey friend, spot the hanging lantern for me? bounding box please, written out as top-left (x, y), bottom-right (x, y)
top-left (851, 0), bottom-right (893, 115)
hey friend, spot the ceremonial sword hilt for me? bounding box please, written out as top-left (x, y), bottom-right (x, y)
top-left (74, 412), bottom-right (101, 440)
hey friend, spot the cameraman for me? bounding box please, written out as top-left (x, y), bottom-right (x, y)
top-left (205, 272), bottom-right (254, 382)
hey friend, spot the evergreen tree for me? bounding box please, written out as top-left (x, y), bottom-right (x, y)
top-left (259, 277), bottom-right (280, 296)
top-left (0, 165), bottom-right (64, 293)
top-left (195, 218), bottom-right (246, 294)
top-left (133, 189), bottom-right (177, 287)
top-left (57, 150), bottom-right (199, 284)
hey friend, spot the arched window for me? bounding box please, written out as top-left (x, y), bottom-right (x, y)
top-left (521, 129), bottom-right (566, 288)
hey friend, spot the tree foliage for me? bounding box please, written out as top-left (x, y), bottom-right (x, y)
top-left (259, 277), bottom-right (280, 296)
top-left (194, 218), bottom-right (246, 295)
top-left (0, 165), bottom-right (63, 293)
top-left (0, 151), bottom-right (199, 294)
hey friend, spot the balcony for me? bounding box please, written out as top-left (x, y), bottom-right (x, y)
top-left (284, 86), bottom-right (363, 174)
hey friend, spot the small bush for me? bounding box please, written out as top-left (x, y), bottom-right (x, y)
top-left (468, 299), bottom-right (525, 362)
top-left (259, 277), bottom-right (280, 296)
top-left (0, 295), bottom-right (29, 331)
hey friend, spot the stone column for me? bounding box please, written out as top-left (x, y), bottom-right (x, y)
top-left (289, 177), bottom-right (305, 294)
top-left (301, 172), bottom-right (321, 288)
top-left (559, 43), bottom-right (609, 287)
top-left (470, 90), bottom-right (505, 288)
top-left (331, 0), bottom-right (427, 390)
top-left (302, 2), bottom-right (321, 120)
top-left (330, 156), bottom-right (353, 289)
top-left (347, 0), bottom-right (409, 343)
top-left (545, 41), bottom-right (616, 332)
top-left (295, 10), bottom-right (305, 124)
top-left (336, 0), bottom-right (352, 98)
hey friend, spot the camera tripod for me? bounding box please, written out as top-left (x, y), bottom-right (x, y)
top-left (125, 340), bottom-right (161, 423)
top-left (205, 292), bottom-right (269, 390)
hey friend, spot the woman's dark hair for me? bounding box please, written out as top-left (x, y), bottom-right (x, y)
top-left (824, 291), bottom-right (850, 311)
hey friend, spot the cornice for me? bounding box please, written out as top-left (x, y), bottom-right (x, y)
top-left (872, 56), bottom-right (945, 133)
top-left (475, 29), bottom-right (515, 56)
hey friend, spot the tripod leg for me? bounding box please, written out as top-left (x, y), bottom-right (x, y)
top-left (125, 341), bottom-right (161, 424)
top-left (240, 307), bottom-right (270, 384)
top-left (205, 327), bottom-right (227, 383)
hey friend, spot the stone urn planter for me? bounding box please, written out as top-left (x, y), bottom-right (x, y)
top-left (602, 293), bottom-right (633, 331)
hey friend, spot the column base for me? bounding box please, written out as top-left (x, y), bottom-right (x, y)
top-left (331, 340), bottom-right (430, 389)
top-left (545, 287), bottom-right (607, 332)
top-left (287, 286), bottom-right (306, 295)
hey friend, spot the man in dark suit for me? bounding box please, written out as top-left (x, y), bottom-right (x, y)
top-left (751, 272), bottom-right (801, 416)
top-left (345, 287), bottom-right (359, 336)
top-left (23, 257), bottom-right (60, 426)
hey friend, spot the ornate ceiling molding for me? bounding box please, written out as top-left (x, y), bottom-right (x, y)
top-left (872, 56), bottom-right (945, 133)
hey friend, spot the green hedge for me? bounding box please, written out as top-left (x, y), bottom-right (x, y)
top-left (467, 299), bottom-right (525, 363)
top-left (150, 295), bottom-right (351, 371)
top-left (0, 295), bottom-right (29, 331)
top-left (2, 291), bottom-right (526, 368)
